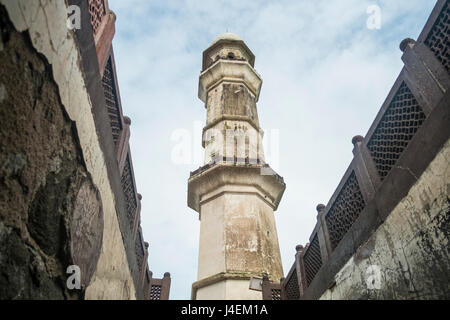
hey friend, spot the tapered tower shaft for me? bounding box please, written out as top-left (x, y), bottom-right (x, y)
top-left (188, 33), bottom-right (286, 300)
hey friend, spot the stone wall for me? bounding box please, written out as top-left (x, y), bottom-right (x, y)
top-left (320, 138), bottom-right (449, 300)
top-left (0, 5), bottom-right (102, 298)
top-left (264, 0), bottom-right (450, 301)
top-left (0, 0), bottom-right (136, 299)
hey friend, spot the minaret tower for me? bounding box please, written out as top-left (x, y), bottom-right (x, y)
top-left (188, 33), bottom-right (286, 300)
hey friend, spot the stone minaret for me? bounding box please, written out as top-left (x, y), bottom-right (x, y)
top-left (188, 33), bottom-right (286, 300)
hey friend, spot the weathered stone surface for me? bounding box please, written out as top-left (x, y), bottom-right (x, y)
top-left (70, 181), bottom-right (104, 289)
top-left (320, 138), bottom-right (450, 300)
top-left (0, 83), bottom-right (5, 101)
top-left (0, 4), bottom-right (103, 299)
top-left (191, 33), bottom-right (285, 300)
top-left (222, 83), bottom-right (258, 121)
top-left (0, 221), bottom-right (66, 299)
top-left (0, 0), bottom-right (138, 299)
top-left (199, 59), bottom-right (262, 103)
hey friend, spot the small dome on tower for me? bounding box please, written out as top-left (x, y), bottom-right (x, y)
top-left (211, 32), bottom-right (242, 46)
top-left (201, 31), bottom-right (255, 74)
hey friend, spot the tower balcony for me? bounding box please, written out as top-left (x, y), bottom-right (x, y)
top-left (198, 60), bottom-right (263, 103)
top-left (187, 155), bottom-right (286, 214)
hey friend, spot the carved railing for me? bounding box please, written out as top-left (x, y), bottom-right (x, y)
top-left (190, 154), bottom-right (285, 185)
top-left (102, 56), bottom-right (123, 145)
top-left (88, 0), bottom-right (106, 35)
top-left (270, 0), bottom-right (450, 300)
top-left (121, 154), bottom-right (139, 231)
top-left (94, 2), bottom-right (153, 298)
top-left (262, 276), bottom-right (282, 300)
top-left (366, 83), bottom-right (427, 181)
top-left (424, 1), bottom-right (450, 73)
top-left (134, 228), bottom-right (145, 275)
top-left (325, 171), bottom-right (366, 250)
top-left (303, 235), bottom-right (323, 286)
top-left (76, 0), bottom-right (171, 300)
top-left (283, 264), bottom-right (300, 300)
top-left (101, 45), bottom-right (152, 299)
top-left (148, 273), bottom-right (172, 300)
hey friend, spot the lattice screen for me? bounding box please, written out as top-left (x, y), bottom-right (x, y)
top-left (121, 155), bottom-right (137, 230)
top-left (367, 82), bottom-right (426, 180)
top-left (303, 235), bottom-right (323, 287)
top-left (325, 172), bottom-right (366, 250)
top-left (271, 288), bottom-right (281, 300)
top-left (149, 285), bottom-right (162, 300)
top-left (284, 269), bottom-right (300, 300)
top-left (425, 1), bottom-right (450, 72)
top-left (88, 0), bottom-right (106, 34)
top-left (102, 57), bottom-right (123, 145)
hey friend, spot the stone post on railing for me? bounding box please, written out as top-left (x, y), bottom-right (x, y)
top-left (160, 272), bottom-right (172, 300)
top-left (143, 267), bottom-right (152, 300)
top-left (96, 10), bottom-right (116, 75)
top-left (279, 277), bottom-right (286, 300)
top-left (352, 135), bottom-right (381, 204)
top-left (315, 204), bottom-right (333, 263)
top-left (400, 37), bottom-right (448, 116)
top-left (87, 0), bottom-right (117, 76)
top-left (117, 116), bottom-right (131, 173)
top-left (132, 193), bottom-right (142, 239)
top-left (294, 245), bottom-right (307, 297)
top-left (142, 241), bottom-right (149, 287)
top-left (262, 275), bottom-right (272, 300)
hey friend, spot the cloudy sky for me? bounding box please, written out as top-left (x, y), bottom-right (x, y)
top-left (107, 0), bottom-right (436, 299)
